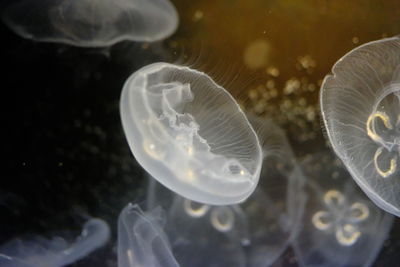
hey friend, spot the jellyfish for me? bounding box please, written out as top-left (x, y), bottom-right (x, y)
top-left (119, 199), bottom-right (247, 267)
top-left (144, 117), bottom-right (305, 267)
top-left (292, 152), bottom-right (394, 267)
top-left (320, 36), bottom-right (400, 216)
top-left (120, 63), bottom-right (263, 205)
top-left (145, 179), bottom-right (248, 267)
top-left (0, 218), bottom-right (110, 267)
top-left (118, 203), bottom-right (179, 267)
top-left (2, 0), bottom-right (178, 47)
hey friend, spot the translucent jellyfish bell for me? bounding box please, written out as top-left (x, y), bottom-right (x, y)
top-left (320, 36), bottom-right (400, 216)
top-left (293, 152), bottom-right (394, 267)
top-left (118, 204), bottom-right (179, 267)
top-left (120, 63), bottom-right (263, 205)
top-left (2, 0), bottom-right (178, 47)
top-left (165, 197), bottom-right (248, 267)
top-left (0, 218), bottom-right (110, 267)
top-left (146, 179), bottom-right (249, 267)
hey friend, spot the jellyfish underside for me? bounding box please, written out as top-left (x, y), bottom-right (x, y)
top-left (166, 197), bottom-right (248, 267)
top-left (2, 0), bottom-right (178, 47)
top-left (120, 63), bottom-right (262, 205)
top-left (320, 36), bottom-right (400, 216)
top-left (0, 218), bottom-right (110, 267)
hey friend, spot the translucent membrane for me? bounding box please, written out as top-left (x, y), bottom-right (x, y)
top-left (120, 63), bottom-right (262, 205)
top-left (293, 152), bottom-right (394, 267)
top-left (0, 218), bottom-right (110, 267)
top-left (320, 36), bottom-right (400, 216)
top-left (2, 0), bottom-right (178, 47)
top-left (243, 117), bottom-right (306, 267)
top-left (142, 118), bottom-right (305, 267)
top-left (118, 204), bottom-right (179, 267)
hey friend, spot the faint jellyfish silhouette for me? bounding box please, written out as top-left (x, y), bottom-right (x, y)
top-left (2, 0), bottom-right (178, 47)
top-left (118, 203), bottom-right (179, 267)
top-left (293, 152), bottom-right (394, 267)
top-left (120, 63), bottom-right (263, 205)
top-left (145, 117), bottom-right (306, 267)
top-left (242, 116), bottom-right (306, 267)
top-left (0, 218), bottom-right (110, 267)
top-left (320, 36), bottom-right (400, 216)
top-left (167, 197), bottom-right (248, 267)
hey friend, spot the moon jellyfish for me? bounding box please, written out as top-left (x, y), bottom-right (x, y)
top-left (144, 118), bottom-right (305, 267)
top-left (320, 36), bottom-right (400, 216)
top-left (167, 197), bottom-right (248, 267)
top-left (0, 218), bottom-right (110, 267)
top-left (2, 0), bottom-right (178, 47)
top-left (120, 63), bottom-right (262, 205)
top-left (118, 203), bottom-right (179, 267)
top-left (293, 152), bottom-right (394, 267)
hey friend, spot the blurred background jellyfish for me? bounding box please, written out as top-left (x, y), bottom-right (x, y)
top-left (2, 0), bottom-right (178, 47)
top-left (243, 116), bottom-right (306, 267)
top-left (120, 63), bottom-right (263, 205)
top-left (0, 218), bottom-right (110, 267)
top-left (118, 203), bottom-right (179, 267)
top-left (320, 36), bottom-right (400, 216)
top-left (293, 152), bottom-right (394, 267)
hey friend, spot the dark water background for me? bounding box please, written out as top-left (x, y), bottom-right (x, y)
top-left (2, 0), bottom-right (400, 266)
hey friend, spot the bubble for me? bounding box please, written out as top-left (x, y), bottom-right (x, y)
top-left (2, 0), bottom-right (178, 47)
top-left (0, 218), bottom-right (110, 267)
top-left (118, 204), bottom-right (179, 267)
top-left (293, 152), bottom-right (394, 267)
top-left (120, 63), bottom-right (262, 205)
top-left (320, 36), bottom-right (400, 216)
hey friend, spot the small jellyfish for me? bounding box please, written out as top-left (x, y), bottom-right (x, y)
top-left (120, 63), bottom-right (263, 205)
top-left (293, 152), bottom-right (394, 267)
top-left (320, 36), bottom-right (400, 216)
top-left (118, 203), bottom-right (179, 267)
top-left (2, 0), bottom-right (178, 47)
top-left (0, 218), bottom-right (110, 267)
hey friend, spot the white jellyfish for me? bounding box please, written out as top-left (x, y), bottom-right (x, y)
top-left (293, 152), bottom-right (394, 267)
top-left (2, 0), bottom-right (178, 47)
top-left (0, 218), bottom-right (110, 267)
top-left (145, 179), bottom-right (249, 267)
top-left (320, 36), bottom-right (400, 216)
top-left (120, 63), bottom-right (263, 205)
top-left (118, 203), bottom-right (179, 267)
